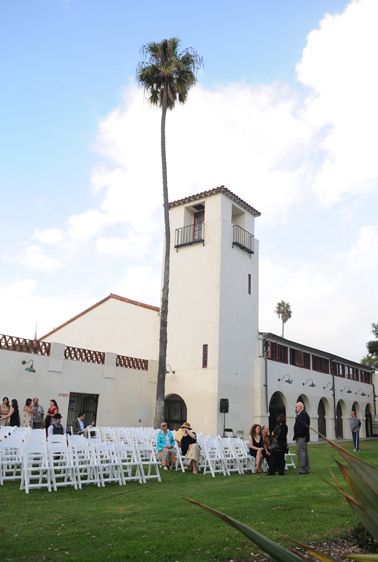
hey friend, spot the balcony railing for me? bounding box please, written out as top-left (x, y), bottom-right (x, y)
top-left (174, 223), bottom-right (205, 249)
top-left (232, 225), bottom-right (254, 255)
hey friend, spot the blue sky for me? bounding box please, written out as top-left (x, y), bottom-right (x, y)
top-left (1, 0), bottom-right (377, 363)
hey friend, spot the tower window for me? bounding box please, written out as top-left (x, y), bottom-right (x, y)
top-left (248, 274), bottom-right (252, 294)
top-left (202, 344), bottom-right (208, 368)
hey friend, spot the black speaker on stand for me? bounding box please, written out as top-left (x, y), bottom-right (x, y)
top-left (220, 398), bottom-right (229, 436)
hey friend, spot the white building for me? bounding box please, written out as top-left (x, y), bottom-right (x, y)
top-left (0, 187), bottom-right (375, 439)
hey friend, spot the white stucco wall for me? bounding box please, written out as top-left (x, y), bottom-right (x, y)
top-left (166, 191), bottom-right (260, 436)
top-left (43, 296), bottom-right (159, 360)
top-left (0, 345), bottom-right (157, 427)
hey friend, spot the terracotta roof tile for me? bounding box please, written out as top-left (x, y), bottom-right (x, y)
top-left (169, 186), bottom-right (261, 217)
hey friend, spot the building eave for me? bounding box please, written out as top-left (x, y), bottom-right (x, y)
top-left (169, 186), bottom-right (261, 217)
top-left (259, 332), bottom-right (375, 373)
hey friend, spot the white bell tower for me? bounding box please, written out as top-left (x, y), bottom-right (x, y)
top-left (165, 186), bottom-right (261, 435)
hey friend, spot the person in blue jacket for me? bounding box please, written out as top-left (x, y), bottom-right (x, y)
top-left (156, 421), bottom-right (176, 470)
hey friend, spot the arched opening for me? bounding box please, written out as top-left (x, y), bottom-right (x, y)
top-left (296, 394), bottom-right (310, 413)
top-left (164, 394), bottom-right (187, 430)
top-left (336, 401), bottom-right (343, 438)
top-left (365, 404), bottom-right (373, 437)
top-left (269, 391), bottom-right (286, 432)
top-left (352, 401), bottom-right (359, 415)
top-left (317, 399), bottom-right (327, 437)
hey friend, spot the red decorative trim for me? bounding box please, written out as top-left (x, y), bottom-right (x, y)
top-left (116, 355), bottom-right (148, 371)
top-left (64, 346), bottom-right (105, 364)
top-left (40, 293), bottom-right (159, 339)
top-left (0, 334), bottom-right (51, 356)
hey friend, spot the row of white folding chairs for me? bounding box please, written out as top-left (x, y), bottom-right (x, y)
top-left (1, 430), bottom-right (161, 492)
top-left (20, 436), bottom-right (161, 493)
top-left (196, 436), bottom-right (257, 477)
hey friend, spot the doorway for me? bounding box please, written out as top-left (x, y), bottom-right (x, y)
top-left (335, 401), bottom-right (343, 438)
top-left (317, 399), bottom-right (326, 437)
top-left (67, 392), bottom-right (99, 430)
top-left (164, 394), bottom-right (187, 430)
top-left (269, 392), bottom-right (286, 432)
top-left (365, 404), bottom-right (373, 437)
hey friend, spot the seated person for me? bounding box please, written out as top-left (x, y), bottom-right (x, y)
top-left (47, 413), bottom-right (66, 439)
top-left (248, 424), bottom-right (264, 473)
top-left (179, 421), bottom-right (200, 474)
top-left (72, 412), bottom-right (91, 435)
top-left (261, 425), bottom-right (271, 466)
top-left (156, 422), bottom-right (176, 470)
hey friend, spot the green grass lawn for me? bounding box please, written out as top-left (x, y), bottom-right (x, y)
top-left (1, 440), bottom-right (377, 562)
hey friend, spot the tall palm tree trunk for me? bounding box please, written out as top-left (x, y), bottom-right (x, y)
top-left (154, 86), bottom-right (170, 428)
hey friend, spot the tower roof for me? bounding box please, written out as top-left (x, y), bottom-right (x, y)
top-left (169, 186), bottom-right (261, 217)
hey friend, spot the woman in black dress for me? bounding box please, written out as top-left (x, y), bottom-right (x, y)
top-left (179, 421), bottom-right (200, 474)
top-left (248, 424), bottom-right (264, 473)
top-left (267, 414), bottom-right (288, 476)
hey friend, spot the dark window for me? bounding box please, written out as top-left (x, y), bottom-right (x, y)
top-left (360, 370), bottom-right (372, 384)
top-left (331, 361), bottom-right (346, 377)
top-left (290, 348), bottom-right (310, 369)
top-left (202, 344), bottom-right (208, 368)
top-left (266, 342), bottom-right (288, 364)
top-left (193, 209), bottom-right (205, 241)
top-left (312, 355), bottom-right (330, 374)
top-left (248, 274), bottom-right (252, 294)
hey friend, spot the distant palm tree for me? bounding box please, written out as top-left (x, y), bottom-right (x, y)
top-left (137, 38), bottom-right (202, 427)
top-left (275, 300), bottom-right (292, 338)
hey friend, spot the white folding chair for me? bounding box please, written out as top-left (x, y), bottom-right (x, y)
top-left (219, 438), bottom-right (243, 475)
top-left (48, 441), bottom-right (78, 491)
top-left (136, 442), bottom-right (161, 483)
top-left (0, 435), bottom-right (23, 485)
top-left (114, 442), bottom-right (144, 484)
top-left (69, 440), bottom-right (101, 488)
top-left (93, 442), bottom-right (123, 486)
top-left (20, 442), bottom-right (53, 493)
top-left (231, 437), bottom-right (254, 474)
top-left (174, 442), bottom-right (185, 473)
top-left (285, 450), bottom-right (296, 470)
top-left (201, 437), bottom-right (227, 477)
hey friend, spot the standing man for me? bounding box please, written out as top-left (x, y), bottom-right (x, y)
top-left (32, 397), bottom-right (45, 429)
top-left (293, 401), bottom-right (310, 474)
top-left (350, 410), bottom-right (361, 452)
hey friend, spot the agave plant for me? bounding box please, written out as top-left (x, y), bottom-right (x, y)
top-left (186, 435), bottom-right (378, 562)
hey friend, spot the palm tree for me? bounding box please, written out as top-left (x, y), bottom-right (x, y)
top-left (275, 300), bottom-right (292, 338)
top-left (137, 38), bottom-right (202, 427)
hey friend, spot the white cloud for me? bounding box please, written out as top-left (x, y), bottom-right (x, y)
top-left (33, 228), bottom-right (65, 245)
top-left (67, 209), bottom-right (108, 241)
top-left (297, 0), bottom-right (378, 204)
top-left (17, 244), bottom-right (62, 272)
top-left (96, 232), bottom-right (151, 259)
top-left (113, 265), bottom-right (160, 307)
top-left (0, 279), bottom-right (87, 339)
top-left (346, 224), bottom-right (378, 271)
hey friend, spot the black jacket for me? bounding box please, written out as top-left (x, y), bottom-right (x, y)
top-left (293, 410), bottom-right (310, 442)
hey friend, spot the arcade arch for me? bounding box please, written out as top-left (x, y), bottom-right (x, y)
top-left (164, 394), bottom-right (187, 430)
top-left (268, 391), bottom-right (286, 432)
top-left (365, 403), bottom-right (373, 437)
top-left (335, 399), bottom-right (346, 438)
